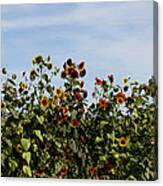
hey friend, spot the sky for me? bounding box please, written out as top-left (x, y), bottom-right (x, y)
top-left (1, 1), bottom-right (154, 98)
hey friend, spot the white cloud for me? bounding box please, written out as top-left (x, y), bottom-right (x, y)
top-left (2, 1), bottom-right (152, 30)
top-left (1, 1), bottom-right (154, 84)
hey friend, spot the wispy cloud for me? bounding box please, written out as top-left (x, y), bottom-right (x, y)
top-left (2, 2), bottom-right (152, 30)
top-left (1, 1), bottom-right (154, 94)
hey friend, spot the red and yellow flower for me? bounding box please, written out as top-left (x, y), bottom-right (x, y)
top-left (116, 92), bottom-right (125, 105)
top-left (62, 92), bottom-right (68, 101)
top-left (51, 97), bottom-right (58, 109)
top-left (57, 167), bottom-right (68, 177)
top-left (95, 77), bottom-right (103, 86)
top-left (63, 105), bottom-right (69, 116)
top-left (75, 92), bottom-right (82, 101)
top-left (99, 98), bottom-right (107, 109)
top-left (71, 119), bottom-right (80, 128)
top-left (40, 96), bottom-right (49, 108)
top-left (55, 88), bottom-right (62, 98)
top-left (88, 167), bottom-right (97, 174)
top-left (70, 68), bottom-right (79, 79)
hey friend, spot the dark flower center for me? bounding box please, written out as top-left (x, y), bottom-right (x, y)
top-left (42, 99), bottom-right (48, 106)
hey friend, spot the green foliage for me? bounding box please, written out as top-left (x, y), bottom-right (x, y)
top-left (1, 55), bottom-right (157, 180)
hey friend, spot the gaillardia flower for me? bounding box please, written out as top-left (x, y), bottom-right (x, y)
top-left (88, 167), bottom-right (97, 174)
top-left (118, 136), bottom-right (129, 147)
top-left (70, 69), bottom-right (79, 79)
top-left (71, 119), bottom-right (80, 128)
top-left (116, 92), bottom-right (125, 105)
top-left (62, 92), bottom-right (68, 101)
top-left (99, 98), bottom-right (107, 109)
top-left (51, 98), bottom-right (58, 109)
top-left (40, 96), bottom-right (49, 108)
top-left (95, 77), bottom-right (103, 86)
top-left (55, 88), bottom-right (62, 98)
top-left (75, 92), bottom-right (82, 101)
top-left (19, 82), bottom-right (27, 90)
top-left (35, 168), bottom-right (44, 177)
top-left (58, 167), bottom-right (68, 177)
top-left (63, 105), bottom-right (69, 116)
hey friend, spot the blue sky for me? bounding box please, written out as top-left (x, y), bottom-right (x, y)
top-left (1, 1), bottom-right (154, 97)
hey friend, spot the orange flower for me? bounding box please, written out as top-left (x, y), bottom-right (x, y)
top-left (75, 92), bottom-right (82, 101)
top-left (99, 98), bottom-right (107, 108)
top-left (89, 167), bottom-right (97, 174)
top-left (62, 92), bottom-right (68, 101)
top-left (51, 98), bottom-right (58, 109)
top-left (58, 167), bottom-right (68, 177)
top-left (95, 77), bottom-right (103, 86)
top-left (117, 92), bottom-right (125, 98)
top-left (35, 169), bottom-right (44, 177)
top-left (80, 135), bottom-right (85, 142)
top-left (116, 92), bottom-right (125, 105)
top-left (63, 105), bottom-right (69, 115)
top-left (71, 119), bottom-right (80, 128)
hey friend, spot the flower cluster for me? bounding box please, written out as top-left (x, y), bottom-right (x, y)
top-left (1, 55), bottom-right (157, 180)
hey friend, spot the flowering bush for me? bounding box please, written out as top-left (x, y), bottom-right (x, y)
top-left (1, 55), bottom-right (157, 180)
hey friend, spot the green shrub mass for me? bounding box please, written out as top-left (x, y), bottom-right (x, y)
top-left (1, 55), bottom-right (157, 180)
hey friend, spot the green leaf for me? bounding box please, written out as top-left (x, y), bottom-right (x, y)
top-left (36, 115), bottom-right (44, 125)
top-left (95, 136), bottom-right (103, 143)
top-left (22, 152), bottom-right (31, 165)
top-left (8, 159), bottom-right (18, 172)
top-left (71, 110), bottom-right (77, 119)
top-left (21, 138), bottom-right (31, 151)
top-left (100, 120), bottom-right (108, 128)
top-left (33, 130), bottom-right (43, 142)
top-left (55, 160), bottom-right (63, 174)
top-left (99, 154), bottom-right (108, 161)
top-left (23, 165), bottom-right (32, 177)
top-left (10, 108), bottom-right (19, 119)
